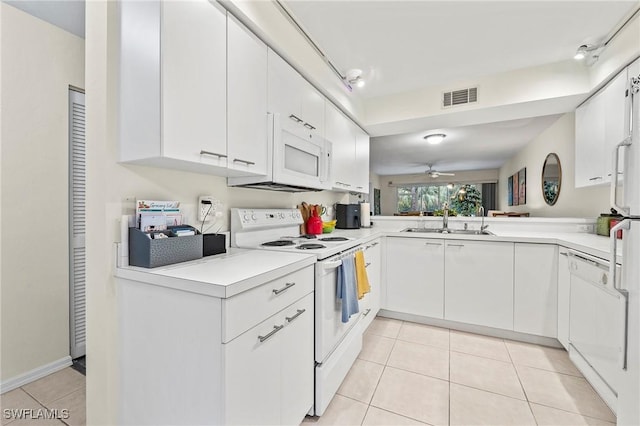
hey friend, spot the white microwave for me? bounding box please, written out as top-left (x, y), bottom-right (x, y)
top-left (228, 113), bottom-right (332, 192)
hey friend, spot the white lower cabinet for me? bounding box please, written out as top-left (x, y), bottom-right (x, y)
top-left (514, 243), bottom-right (558, 337)
top-left (225, 293), bottom-right (313, 425)
top-left (385, 237), bottom-right (445, 318)
top-left (557, 248), bottom-right (571, 348)
top-left (444, 240), bottom-right (514, 330)
top-left (360, 239), bottom-right (382, 330)
top-left (118, 265), bottom-right (314, 425)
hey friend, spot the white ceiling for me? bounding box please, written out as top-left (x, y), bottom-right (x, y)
top-left (284, 0), bottom-right (638, 175)
top-left (3, 0), bottom-right (85, 38)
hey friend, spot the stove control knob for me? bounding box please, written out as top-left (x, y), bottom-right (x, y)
top-left (251, 214), bottom-right (257, 220)
top-left (243, 214), bottom-right (249, 222)
top-left (279, 212), bottom-right (285, 219)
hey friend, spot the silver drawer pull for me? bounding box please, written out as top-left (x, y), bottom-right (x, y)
top-left (200, 150), bottom-right (227, 159)
top-left (559, 252), bottom-right (569, 257)
top-left (425, 242), bottom-right (442, 246)
top-left (258, 325), bottom-right (284, 343)
top-left (365, 262), bottom-right (371, 268)
top-left (303, 122), bottom-right (316, 130)
top-left (363, 308), bottom-right (372, 317)
top-left (233, 158), bottom-right (256, 166)
top-left (273, 282), bottom-right (295, 295)
top-left (448, 243), bottom-right (465, 247)
top-left (371, 242), bottom-right (379, 247)
top-left (289, 114), bottom-right (303, 123)
top-left (589, 176), bottom-right (603, 181)
top-left (285, 309), bottom-right (306, 323)
top-left (356, 186), bottom-right (364, 189)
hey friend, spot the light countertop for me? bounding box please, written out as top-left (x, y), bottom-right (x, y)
top-left (115, 248), bottom-right (316, 298)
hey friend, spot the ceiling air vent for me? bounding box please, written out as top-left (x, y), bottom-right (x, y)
top-left (443, 87), bottom-right (478, 108)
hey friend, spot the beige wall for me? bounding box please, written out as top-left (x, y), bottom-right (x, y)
top-left (379, 169), bottom-right (500, 215)
top-left (498, 113), bottom-right (609, 217)
top-left (0, 4), bottom-right (85, 381)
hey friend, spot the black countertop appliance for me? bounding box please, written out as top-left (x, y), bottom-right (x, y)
top-left (336, 203), bottom-right (361, 229)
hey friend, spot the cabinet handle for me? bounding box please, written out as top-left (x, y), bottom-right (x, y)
top-left (363, 308), bottom-right (372, 317)
top-left (589, 176), bottom-right (603, 181)
top-left (356, 186), bottom-right (364, 189)
top-left (258, 325), bottom-right (284, 343)
top-left (559, 252), bottom-right (568, 257)
top-left (303, 122), bottom-right (316, 130)
top-left (335, 181), bottom-right (352, 187)
top-left (285, 308), bottom-right (306, 323)
top-left (233, 158), bottom-right (256, 166)
top-left (448, 243), bottom-right (465, 247)
top-left (273, 282), bottom-right (296, 295)
top-left (371, 242), bottom-right (379, 247)
top-left (200, 150), bottom-right (227, 159)
top-left (365, 262), bottom-right (371, 268)
top-left (425, 242), bottom-right (442, 246)
top-left (289, 114), bottom-right (303, 123)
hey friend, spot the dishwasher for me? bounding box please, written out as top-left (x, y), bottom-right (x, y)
top-left (568, 250), bottom-right (625, 411)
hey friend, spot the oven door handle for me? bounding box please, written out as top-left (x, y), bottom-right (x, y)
top-left (322, 259), bottom-right (342, 270)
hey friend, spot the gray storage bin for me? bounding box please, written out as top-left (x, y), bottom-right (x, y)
top-left (129, 226), bottom-right (203, 268)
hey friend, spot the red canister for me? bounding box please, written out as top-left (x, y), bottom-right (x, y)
top-left (306, 207), bottom-right (323, 235)
top-left (610, 219), bottom-right (623, 239)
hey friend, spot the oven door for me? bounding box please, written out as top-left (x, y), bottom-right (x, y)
top-left (315, 254), bottom-right (362, 363)
top-left (273, 114), bottom-right (331, 190)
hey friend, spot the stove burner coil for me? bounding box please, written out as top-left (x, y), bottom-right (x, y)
top-left (296, 243), bottom-right (326, 250)
top-left (261, 240), bottom-right (296, 247)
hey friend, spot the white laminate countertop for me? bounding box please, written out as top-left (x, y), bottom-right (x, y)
top-left (115, 248), bottom-right (316, 298)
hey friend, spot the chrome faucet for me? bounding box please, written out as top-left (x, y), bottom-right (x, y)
top-left (442, 202), bottom-right (449, 231)
top-left (478, 206), bottom-right (489, 232)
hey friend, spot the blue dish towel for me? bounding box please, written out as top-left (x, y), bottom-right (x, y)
top-left (337, 256), bottom-right (359, 323)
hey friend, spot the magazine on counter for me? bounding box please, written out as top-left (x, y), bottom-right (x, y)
top-left (136, 200), bottom-right (183, 232)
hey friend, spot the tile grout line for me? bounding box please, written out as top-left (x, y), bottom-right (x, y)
top-left (505, 341), bottom-right (538, 425)
top-left (526, 400), bottom-right (617, 424)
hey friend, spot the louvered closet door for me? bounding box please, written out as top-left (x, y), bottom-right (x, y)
top-left (69, 89), bottom-right (86, 359)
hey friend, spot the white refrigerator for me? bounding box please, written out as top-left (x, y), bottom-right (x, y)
top-left (610, 66), bottom-right (640, 426)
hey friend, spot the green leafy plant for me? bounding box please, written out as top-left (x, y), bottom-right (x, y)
top-left (449, 184), bottom-right (482, 216)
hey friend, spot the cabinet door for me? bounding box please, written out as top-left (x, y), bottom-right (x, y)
top-left (514, 243), bottom-right (558, 337)
top-left (575, 90), bottom-right (607, 187)
top-left (386, 237), bottom-right (445, 318)
top-left (557, 249), bottom-right (570, 349)
top-left (280, 294), bottom-right (314, 425)
top-left (445, 241), bottom-right (514, 330)
top-left (224, 311), bottom-right (282, 425)
top-left (300, 84), bottom-right (325, 135)
top-left (267, 49), bottom-right (302, 121)
top-left (360, 239), bottom-right (382, 330)
top-left (326, 103), bottom-right (355, 190)
top-left (604, 69), bottom-right (628, 182)
top-left (161, 0), bottom-right (227, 166)
top-left (353, 126), bottom-right (370, 193)
top-left (227, 15), bottom-right (268, 175)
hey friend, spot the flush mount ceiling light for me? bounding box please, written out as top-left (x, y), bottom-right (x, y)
top-left (345, 69), bottom-right (365, 88)
top-left (423, 133), bottom-right (446, 145)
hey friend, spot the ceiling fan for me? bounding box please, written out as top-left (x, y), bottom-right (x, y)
top-left (425, 164), bottom-right (455, 178)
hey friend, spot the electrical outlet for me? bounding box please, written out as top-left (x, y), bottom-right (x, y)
top-left (198, 196), bottom-right (220, 222)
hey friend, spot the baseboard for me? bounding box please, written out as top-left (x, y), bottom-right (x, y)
top-left (378, 309), bottom-right (563, 348)
top-left (1, 356), bottom-right (73, 394)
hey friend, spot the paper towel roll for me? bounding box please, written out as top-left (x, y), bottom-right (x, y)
top-left (360, 203), bottom-right (371, 227)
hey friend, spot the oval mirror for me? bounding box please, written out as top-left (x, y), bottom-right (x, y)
top-left (542, 153), bottom-right (561, 206)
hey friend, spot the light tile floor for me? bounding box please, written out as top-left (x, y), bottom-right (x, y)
top-left (1, 368), bottom-right (85, 426)
top-left (0, 319), bottom-right (617, 426)
top-left (304, 317), bottom-right (617, 426)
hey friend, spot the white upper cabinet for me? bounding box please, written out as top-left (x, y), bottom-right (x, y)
top-left (120, 0), bottom-right (232, 175)
top-left (267, 50), bottom-right (324, 136)
top-left (575, 65), bottom-right (629, 188)
top-left (325, 103), bottom-right (369, 193)
top-left (227, 15), bottom-right (268, 176)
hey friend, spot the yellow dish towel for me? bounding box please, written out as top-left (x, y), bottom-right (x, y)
top-left (354, 250), bottom-right (371, 300)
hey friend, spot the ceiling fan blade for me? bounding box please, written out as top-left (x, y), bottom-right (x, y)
top-left (438, 172), bottom-right (455, 176)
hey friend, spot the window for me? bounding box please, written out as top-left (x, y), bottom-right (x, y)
top-left (397, 183), bottom-right (483, 216)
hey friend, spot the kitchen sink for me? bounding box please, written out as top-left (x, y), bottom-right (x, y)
top-left (401, 227), bottom-right (493, 235)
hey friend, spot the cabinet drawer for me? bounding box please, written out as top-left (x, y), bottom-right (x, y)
top-left (222, 266), bottom-right (314, 342)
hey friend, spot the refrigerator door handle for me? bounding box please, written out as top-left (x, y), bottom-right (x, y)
top-left (610, 137), bottom-right (632, 216)
top-left (609, 218), bottom-right (631, 370)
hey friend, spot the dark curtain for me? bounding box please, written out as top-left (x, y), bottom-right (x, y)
top-left (482, 183), bottom-right (497, 214)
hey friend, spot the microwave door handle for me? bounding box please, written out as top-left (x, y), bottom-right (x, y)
top-left (609, 218), bottom-right (631, 370)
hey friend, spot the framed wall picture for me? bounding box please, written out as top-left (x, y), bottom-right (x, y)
top-left (513, 172), bottom-right (519, 205)
top-left (518, 168), bottom-right (526, 205)
top-left (507, 176), bottom-right (513, 206)
top-left (374, 188), bottom-right (381, 215)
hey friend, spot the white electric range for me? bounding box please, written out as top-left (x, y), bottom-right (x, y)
top-left (231, 208), bottom-right (365, 416)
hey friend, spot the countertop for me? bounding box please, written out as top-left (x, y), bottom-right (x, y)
top-left (115, 248), bottom-right (316, 298)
